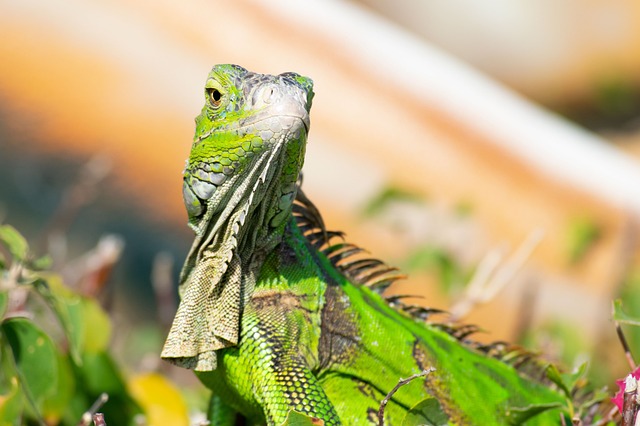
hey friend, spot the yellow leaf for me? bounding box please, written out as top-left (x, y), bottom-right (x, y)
top-left (128, 373), bottom-right (189, 426)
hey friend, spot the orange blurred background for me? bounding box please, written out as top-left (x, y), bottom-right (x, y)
top-left (2, 0), bottom-right (640, 384)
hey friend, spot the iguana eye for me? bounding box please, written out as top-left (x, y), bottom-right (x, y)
top-left (207, 88), bottom-right (223, 108)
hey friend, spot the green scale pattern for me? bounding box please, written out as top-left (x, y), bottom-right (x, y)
top-left (197, 217), bottom-right (566, 425)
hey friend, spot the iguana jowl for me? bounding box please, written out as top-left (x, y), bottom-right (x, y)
top-left (162, 65), bottom-right (572, 425)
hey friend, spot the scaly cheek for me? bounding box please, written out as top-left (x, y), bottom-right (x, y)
top-left (182, 179), bottom-right (202, 218)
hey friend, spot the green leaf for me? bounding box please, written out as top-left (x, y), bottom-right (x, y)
top-left (613, 299), bottom-right (640, 327)
top-left (545, 364), bottom-right (570, 396)
top-left (80, 296), bottom-right (111, 353)
top-left (404, 246), bottom-right (465, 294)
top-left (33, 277), bottom-right (84, 364)
top-left (41, 350), bottom-right (75, 422)
top-left (33, 275), bottom-right (111, 364)
top-left (505, 402), bottom-right (563, 425)
top-left (0, 341), bottom-right (24, 426)
top-left (0, 292), bottom-right (7, 319)
top-left (79, 351), bottom-right (127, 395)
top-left (402, 397), bottom-right (449, 425)
top-left (280, 410), bottom-right (325, 426)
top-left (560, 362), bottom-right (588, 395)
top-left (362, 185), bottom-right (423, 218)
top-left (0, 375), bottom-right (23, 425)
top-left (30, 255), bottom-right (52, 271)
top-left (0, 225), bottom-right (28, 262)
top-left (566, 216), bottom-right (601, 264)
top-left (1, 318), bottom-right (58, 414)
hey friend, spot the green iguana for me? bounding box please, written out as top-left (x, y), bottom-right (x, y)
top-left (161, 65), bottom-right (595, 425)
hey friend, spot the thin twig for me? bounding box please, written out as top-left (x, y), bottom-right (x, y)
top-left (593, 405), bottom-right (620, 426)
top-left (450, 228), bottom-right (543, 321)
top-left (378, 367), bottom-right (435, 426)
top-left (449, 246), bottom-right (504, 320)
top-left (615, 320), bottom-right (637, 370)
top-left (78, 393), bottom-right (109, 426)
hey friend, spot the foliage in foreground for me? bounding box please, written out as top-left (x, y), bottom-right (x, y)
top-left (0, 224), bottom-right (135, 424)
top-left (0, 224), bottom-right (189, 425)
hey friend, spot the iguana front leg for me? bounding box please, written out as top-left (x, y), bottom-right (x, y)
top-left (256, 357), bottom-right (340, 425)
top-left (199, 297), bottom-right (341, 426)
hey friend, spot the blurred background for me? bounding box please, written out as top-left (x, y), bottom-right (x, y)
top-left (2, 0), bottom-right (640, 414)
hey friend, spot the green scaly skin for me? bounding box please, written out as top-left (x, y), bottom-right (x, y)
top-left (162, 65), bottom-right (568, 425)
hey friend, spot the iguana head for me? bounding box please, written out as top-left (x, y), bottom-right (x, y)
top-left (162, 65), bottom-right (314, 371)
top-left (183, 64), bottom-right (314, 223)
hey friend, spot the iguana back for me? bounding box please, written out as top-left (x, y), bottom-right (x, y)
top-left (162, 65), bottom-right (583, 425)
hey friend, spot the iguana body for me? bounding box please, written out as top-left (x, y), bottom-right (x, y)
top-left (162, 65), bottom-right (569, 425)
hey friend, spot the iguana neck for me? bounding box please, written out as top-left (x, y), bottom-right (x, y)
top-left (196, 132), bottom-right (303, 273)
